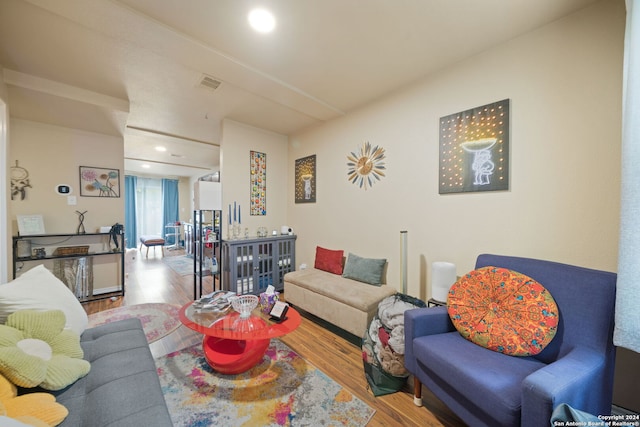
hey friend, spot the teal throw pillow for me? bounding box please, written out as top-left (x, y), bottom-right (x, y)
top-left (342, 253), bottom-right (386, 286)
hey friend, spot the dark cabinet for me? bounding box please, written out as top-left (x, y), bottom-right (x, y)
top-left (222, 235), bottom-right (296, 295)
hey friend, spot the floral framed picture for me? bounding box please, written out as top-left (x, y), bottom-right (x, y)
top-left (79, 166), bottom-right (120, 197)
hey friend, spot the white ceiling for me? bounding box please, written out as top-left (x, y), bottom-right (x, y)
top-left (0, 0), bottom-right (600, 177)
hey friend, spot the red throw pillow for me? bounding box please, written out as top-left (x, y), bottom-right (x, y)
top-left (447, 266), bottom-right (559, 356)
top-left (314, 246), bottom-right (344, 275)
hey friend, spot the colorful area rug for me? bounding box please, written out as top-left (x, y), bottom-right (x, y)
top-left (88, 303), bottom-right (181, 343)
top-left (156, 339), bottom-right (376, 426)
top-left (163, 255), bottom-right (195, 276)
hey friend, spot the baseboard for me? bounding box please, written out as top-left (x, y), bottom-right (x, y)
top-left (612, 404), bottom-right (639, 416)
top-left (93, 286), bottom-right (120, 295)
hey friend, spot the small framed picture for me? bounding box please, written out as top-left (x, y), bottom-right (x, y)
top-left (17, 214), bottom-right (45, 236)
top-left (79, 166), bottom-right (120, 197)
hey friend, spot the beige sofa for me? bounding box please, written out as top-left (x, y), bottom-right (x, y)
top-left (284, 267), bottom-right (397, 337)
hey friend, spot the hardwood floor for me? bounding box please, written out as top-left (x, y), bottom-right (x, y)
top-left (83, 248), bottom-right (465, 427)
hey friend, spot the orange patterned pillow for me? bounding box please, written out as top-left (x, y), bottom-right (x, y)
top-left (447, 266), bottom-right (559, 356)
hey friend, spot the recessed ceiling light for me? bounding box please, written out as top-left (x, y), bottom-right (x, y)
top-left (141, 164), bottom-right (150, 169)
top-left (248, 8), bottom-right (275, 33)
top-left (155, 146), bottom-right (167, 152)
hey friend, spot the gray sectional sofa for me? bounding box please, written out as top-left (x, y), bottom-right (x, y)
top-left (52, 318), bottom-right (172, 427)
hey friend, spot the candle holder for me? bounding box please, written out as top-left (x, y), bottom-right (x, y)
top-left (232, 221), bottom-right (241, 239)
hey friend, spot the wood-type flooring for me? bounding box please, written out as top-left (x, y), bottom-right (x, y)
top-left (82, 248), bottom-right (465, 427)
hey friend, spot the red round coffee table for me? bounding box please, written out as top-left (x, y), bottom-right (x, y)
top-left (179, 300), bottom-right (301, 374)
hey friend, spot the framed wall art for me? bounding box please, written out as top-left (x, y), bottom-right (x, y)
top-left (439, 99), bottom-right (510, 194)
top-left (295, 155), bottom-right (316, 203)
top-left (79, 166), bottom-right (121, 197)
top-left (250, 151), bottom-right (266, 215)
top-left (17, 214), bottom-right (45, 236)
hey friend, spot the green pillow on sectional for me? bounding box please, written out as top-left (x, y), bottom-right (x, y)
top-left (0, 310), bottom-right (90, 390)
top-left (342, 253), bottom-right (386, 286)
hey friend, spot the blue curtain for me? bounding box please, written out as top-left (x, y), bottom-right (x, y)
top-left (162, 179), bottom-right (179, 244)
top-left (124, 175), bottom-right (137, 249)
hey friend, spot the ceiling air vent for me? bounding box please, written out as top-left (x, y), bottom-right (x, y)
top-left (199, 74), bottom-right (222, 91)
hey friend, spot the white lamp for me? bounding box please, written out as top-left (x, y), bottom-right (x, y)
top-left (431, 261), bottom-right (457, 302)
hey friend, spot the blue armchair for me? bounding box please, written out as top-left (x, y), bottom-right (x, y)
top-left (404, 254), bottom-right (617, 427)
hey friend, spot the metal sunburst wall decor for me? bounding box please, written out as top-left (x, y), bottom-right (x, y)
top-left (347, 141), bottom-right (386, 190)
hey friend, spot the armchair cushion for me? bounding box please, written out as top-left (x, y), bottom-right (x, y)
top-left (447, 266), bottom-right (558, 356)
top-left (414, 331), bottom-right (546, 426)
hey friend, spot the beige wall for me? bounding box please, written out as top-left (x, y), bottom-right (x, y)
top-left (288, 0), bottom-right (625, 300)
top-left (10, 119), bottom-right (125, 233)
top-left (9, 119), bottom-right (124, 289)
top-left (221, 119), bottom-right (288, 237)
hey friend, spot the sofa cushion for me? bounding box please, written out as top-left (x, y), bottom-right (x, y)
top-left (0, 266), bottom-right (88, 336)
top-left (447, 266), bottom-right (559, 356)
top-left (52, 319), bottom-right (172, 427)
top-left (285, 268), bottom-right (395, 312)
top-left (314, 246), bottom-right (344, 275)
top-left (413, 332), bottom-right (546, 426)
top-left (342, 253), bottom-right (386, 285)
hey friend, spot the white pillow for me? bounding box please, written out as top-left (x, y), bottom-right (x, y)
top-left (0, 265), bottom-right (88, 335)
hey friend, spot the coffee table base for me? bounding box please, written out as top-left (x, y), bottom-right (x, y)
top-left (202, 335), bottom-right (270, 374)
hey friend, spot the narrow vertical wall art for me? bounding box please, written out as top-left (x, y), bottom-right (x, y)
top-left (250, 151), bottom-right (267, 215)
top-left (295, 155), bottom-right (316, 203)
top-left (439, 99), bottom-right (510, 194)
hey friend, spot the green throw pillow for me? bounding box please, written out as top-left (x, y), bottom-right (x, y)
top-left (0, 310), bottom-right (90, 390)
top-left (342, 253), bottom-right (386, 286)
